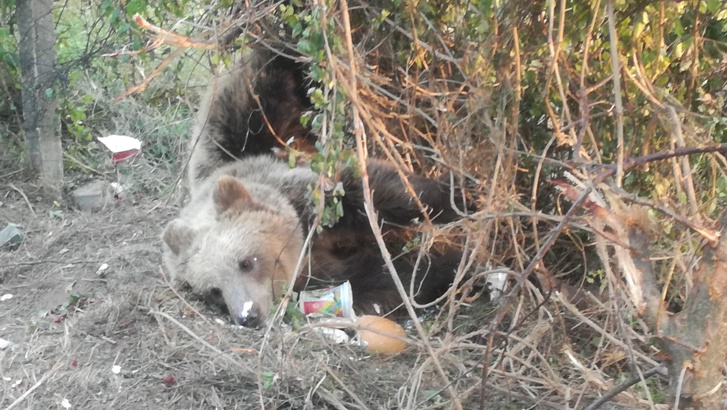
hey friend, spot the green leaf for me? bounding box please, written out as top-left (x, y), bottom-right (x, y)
top-left (260, 371), bottom-right (276, 389)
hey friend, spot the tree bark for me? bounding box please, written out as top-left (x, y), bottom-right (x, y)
top-left (655, 223), bottom-right (727, 409)
top-left (16, 0), bottom-right (63, 199)
top-left (596, 197), bottom-right (727, 408)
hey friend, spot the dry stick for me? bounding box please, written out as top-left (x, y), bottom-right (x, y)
top-left (0, 169), bottom-right (23, 179)
top-left (667, 106), bottom-right (699, 216)
top-left (553, 0), bottom-right (577, 141)
top-left (482, 143), bottom-right (727, 405)
top-left (158, 267), bottom-right (215, 328)
top-left (556, 293), bottom-right (660, 367)
top-left (479, 169), bottom-right (627, 406)
top-left (132, 14), bottom-right (223, 50)
top-left (608, 184), bottom-right (719, 243)
top-left (313, 55), bottom-right (434, 224)
top-left (315, 387), bottom-right (352, 410)
top-left (112, 48), bottom-right (185, 103)
top-left (530, 135), bottom-right (557, 258)
top-left (461, 381), bottom-right (564, 410)
top-left (336, 2), bottom-right (462, 409)
top-left (606, 0), bottom-right (625, 188)
top-left (149, 310), bottom-right (253, 373)
top-left (543, 0), bottom-right (577, 146)
top-left (613, 143), bottom-right (727, 172)
top-left (5, 259), bottom-right (100, 267)
top-left (150, 310), bottom-right (224, 355)
top-left (3, 362), bottom-right (63, 410)
top-left (583, 366), bottom-right (666, 410)
top-left (574, 0), bottom-right (602, 160)
top-left (8, 184), bottom-right (35, 217)
top-left (63, 152), bottom-right (103, 175)
top-left (320, 361), bottom-right (370, 410)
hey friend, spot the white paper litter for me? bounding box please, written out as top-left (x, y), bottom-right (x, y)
top-left (98, 135), bottom-right (142, 153)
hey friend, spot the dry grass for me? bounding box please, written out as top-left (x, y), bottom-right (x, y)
top-left (0, 181), bottom-right (648, 409)
top-left (0, 190), bottom-right (492, 409)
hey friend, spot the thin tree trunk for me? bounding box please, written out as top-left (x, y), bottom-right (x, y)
top-left (16, 0), bottom-right (63, 199)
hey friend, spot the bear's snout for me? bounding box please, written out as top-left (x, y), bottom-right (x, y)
top-left (233, 300), bottom-right (263, 328)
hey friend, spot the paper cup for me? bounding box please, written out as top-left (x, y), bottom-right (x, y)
top-left (298, 281), bottom-right (354, 319)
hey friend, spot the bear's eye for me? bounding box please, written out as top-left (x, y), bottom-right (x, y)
top-left (238, 256), bottom-right (258, 273)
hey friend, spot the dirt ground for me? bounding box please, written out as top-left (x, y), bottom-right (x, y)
top-left (0, 179), bottom-right (495, 410)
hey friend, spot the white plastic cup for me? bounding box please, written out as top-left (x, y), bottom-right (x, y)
top-left (298, 281), bottom-right (354, 319)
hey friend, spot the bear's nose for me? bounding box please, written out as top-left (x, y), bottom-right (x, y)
top-left (234, 304), bottom-right (261, 328)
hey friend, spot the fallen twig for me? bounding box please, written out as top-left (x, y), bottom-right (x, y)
top-left (3, 362), bottom-right (63, 410)
top-left (8, 184), bottom-right (35, 217)
top-left (583, 366), bottom-right (666, 410)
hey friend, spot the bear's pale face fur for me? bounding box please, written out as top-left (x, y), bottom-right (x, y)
top-left (162, 174), bottom-right (305, 327)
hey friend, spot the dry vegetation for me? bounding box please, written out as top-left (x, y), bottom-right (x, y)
top-left (2, 0), bottom-right (727, 409)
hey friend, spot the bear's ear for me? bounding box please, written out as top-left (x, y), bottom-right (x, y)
top-left (213, 175), bottom-right (254, 214)
top-left (162, 219), bottom-right (196, 255)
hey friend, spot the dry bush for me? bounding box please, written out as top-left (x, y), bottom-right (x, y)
top-left (123, 0), bottom-right (726, 408)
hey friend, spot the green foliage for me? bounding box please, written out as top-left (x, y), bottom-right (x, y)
top-left (260, 371), bottom-right (277, 390)
top-left (0, 0), bottom-right (209, 190)
top-left (0, 0), bottom-right (19, 108)
top-left (279, 2), bottom-right (357, 228)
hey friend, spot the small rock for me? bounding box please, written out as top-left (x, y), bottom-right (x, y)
top-left (0, 224), bottom-right (23, 248)
top-left (72, 180), bottom-right (110, 211)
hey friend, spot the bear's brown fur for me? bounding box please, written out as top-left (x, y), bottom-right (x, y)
top-left (162, 49), bottom-right (468, 327)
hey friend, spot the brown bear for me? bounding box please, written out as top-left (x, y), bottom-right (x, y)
top-left (162, 48), bottom-right (468, 327)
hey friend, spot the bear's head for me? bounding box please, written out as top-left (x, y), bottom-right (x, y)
top-left (162, 175), bottom-right (305, 327)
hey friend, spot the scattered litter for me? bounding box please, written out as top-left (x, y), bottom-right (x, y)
top-left (98, 135), bottom-right (142, 163)
top-left (371, 303), bottom-right (382, 315)
top-left (296, 282), bottom-right (410, 354)
top-left (299, 281), bottom-right (354, 319)
top-left (486, 270), bottom-right (509, 302)
top-left (0, 338), bottom-right (12, 350)
top-left (109, 182), bottom-right (129, 197)
top-left (162, 375), bottom-right (176, 387)
top-left (0, 294), bottom-right (12, 302)
top-left (0, 223), bottom-right (23, 248)
top-left (12, 379), bottom-right (21, 387)
top-left (95, 263), bottom-right (109, 277)
top-left (312, 327), bottom-right (350, 344)
top-left (111, 365), bottom-right (121, 374)
top-left (61, 398), bottom-right (72, 408)
top-left (214, 318), bottom-right (226, 326)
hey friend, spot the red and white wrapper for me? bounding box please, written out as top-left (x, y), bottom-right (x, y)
top-left (98, 135), bottom-right (142, 163)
